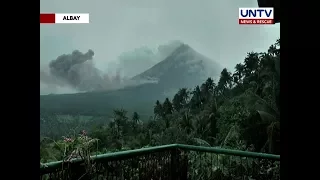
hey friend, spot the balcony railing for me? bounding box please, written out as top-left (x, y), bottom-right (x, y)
top-left (40, 144), bottom-right (280, 180)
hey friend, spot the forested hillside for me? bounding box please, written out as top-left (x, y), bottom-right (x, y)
top-left (40, 38), bottom-right (280, 163)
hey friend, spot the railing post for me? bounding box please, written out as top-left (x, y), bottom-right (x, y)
top-left (170, 148), bottom-right (178, 180)
top-left (69, 162), bottom-right (87, 180)
top-left (181, 151), bottom-right (188, 180)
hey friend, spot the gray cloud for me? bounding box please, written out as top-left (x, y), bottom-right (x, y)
top-left (41, 49), bottom-right (122, 93)
top-left (49, 49), bottom-right (94, 86)
top-left (115, 40), bottom-right (182, 78)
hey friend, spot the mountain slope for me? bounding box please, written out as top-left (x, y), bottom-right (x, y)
top-left (40, 43), bottom-right (222, 116)
top-left (132, 43), bottom-right (222, 92)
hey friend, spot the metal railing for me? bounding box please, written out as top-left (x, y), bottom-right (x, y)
top-left (40, 144), bottom-right (280, 180)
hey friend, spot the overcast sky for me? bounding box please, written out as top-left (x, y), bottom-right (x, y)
top-left (40, 0), bottom-right (280, 71)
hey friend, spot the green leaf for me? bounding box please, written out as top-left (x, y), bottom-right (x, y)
top-left (256, 110), bottom-right (276, 123)
top-left (192, 138), bottom-right (211, 147)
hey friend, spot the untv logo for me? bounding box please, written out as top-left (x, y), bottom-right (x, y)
top-left (239, 8), bottom-right (274, 25)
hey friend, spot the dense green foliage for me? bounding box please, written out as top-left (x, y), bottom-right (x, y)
top-left (40, 39), bottom-right (280, 163)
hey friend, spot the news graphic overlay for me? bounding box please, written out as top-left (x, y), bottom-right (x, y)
top-left (40, 13), bottom-right (90, 24)
top-left (239, 8), bottom-right (274, 25)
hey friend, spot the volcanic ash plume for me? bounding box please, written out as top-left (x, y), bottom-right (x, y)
top-left (40, 49), bottom-right (126, 94)
top-left (48, 49), bottom-right (94, 88)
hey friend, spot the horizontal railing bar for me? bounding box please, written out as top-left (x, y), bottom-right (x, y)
top-left (40, 144), bottom-right (177, 173)
top-left (176, 144), bottom-right (280, 160)
top-left (40, 143), bottom-right (280, 174)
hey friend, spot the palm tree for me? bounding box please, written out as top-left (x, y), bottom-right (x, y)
top-left (113, 109), bottom-right (128, 139)
top-left (153, 100), bottom-right (163, 119)
top-left (132, 112), bottom-right (140, 124)
top-left (179, 109), bottom-right (194, 134)
top-left (243, 52), bottom-right (260, 77)
top-left (233, 63), bottom-right (245, 84)
top-left (217, 68), bottom-right (232, 97)
top-left (172, 88), bottom-right (190, 112)
top-left (241, 40), bottom-right (280, 154)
